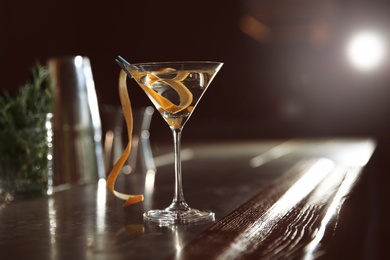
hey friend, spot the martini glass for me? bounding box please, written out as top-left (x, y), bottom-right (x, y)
top-left (117, 58), bottom-right (223, 225)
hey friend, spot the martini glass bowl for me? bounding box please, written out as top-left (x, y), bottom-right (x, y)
top-left (126, 61), bottom-right (223, 225)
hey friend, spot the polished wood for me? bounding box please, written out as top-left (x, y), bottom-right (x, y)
top-left (177, 160), bottom-right (363, 259)
top-left (0, 139), bottom-right (377, 259)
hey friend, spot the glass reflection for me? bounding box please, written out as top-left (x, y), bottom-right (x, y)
top-left (143, 169), bottom-right (156, 209)
top-left (96, 178), bottom-right (107, 233)
top-left (173, 226), bottom-right (184, 260)
top-left (47, 197), bottom-right (57, 259)
top-left (48, 197), bottom-right (57, 243)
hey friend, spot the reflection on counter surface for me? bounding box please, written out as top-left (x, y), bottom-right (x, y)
top-left (1, 0), bottom-right (390, 258)
top-left (0, 138), bottom-right (377, 259)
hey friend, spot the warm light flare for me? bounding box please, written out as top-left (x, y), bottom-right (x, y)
top-left (347, 31), bottom-right (386, 71)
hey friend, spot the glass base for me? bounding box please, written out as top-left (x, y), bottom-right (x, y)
top-left (143, 208), bottom-right (215, 225)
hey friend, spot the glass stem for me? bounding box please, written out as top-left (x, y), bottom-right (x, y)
top-left (169, 128), bottom-right (189, 211)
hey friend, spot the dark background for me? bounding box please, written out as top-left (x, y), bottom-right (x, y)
top-left (1, 0), bottom-right (390, 258)
top-left (1, 0), bottom-right (390, 141)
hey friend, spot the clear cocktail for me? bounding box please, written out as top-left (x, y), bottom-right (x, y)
top-left (111, 58), bottom-right (223, 225)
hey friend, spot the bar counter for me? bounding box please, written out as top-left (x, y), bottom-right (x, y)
top-left (0, 138), bottom-right (378, 259)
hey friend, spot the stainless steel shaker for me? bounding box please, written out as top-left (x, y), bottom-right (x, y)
top-left (47, 56), bottom-right (105, 189)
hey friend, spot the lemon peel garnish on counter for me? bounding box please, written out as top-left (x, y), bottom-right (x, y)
top-left (107, 69), bottom-right (143, 207)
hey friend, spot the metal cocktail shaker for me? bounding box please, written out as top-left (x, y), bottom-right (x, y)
top-left (47, 56), bottom-right (105, 190)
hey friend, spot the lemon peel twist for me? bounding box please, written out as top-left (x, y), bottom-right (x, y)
top-left (107, 68), bottom-right (193, 206)
top-left (106, 70), bottom-right (143, 207)
top-left (135, 69), bottom-right (193, 114)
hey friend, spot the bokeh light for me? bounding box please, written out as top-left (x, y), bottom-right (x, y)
top-left (347, 31), bottom-right (386, 71)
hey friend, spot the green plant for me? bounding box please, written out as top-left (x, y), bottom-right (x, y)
top-left (0, 62), bottom-right (54, 195)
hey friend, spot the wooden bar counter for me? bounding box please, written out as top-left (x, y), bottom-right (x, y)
top-left (0, 138), bottom-right (379, 259)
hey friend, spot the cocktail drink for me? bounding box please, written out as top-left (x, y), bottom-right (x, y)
top-left (130, 63), bottom-right (220, 129)
top-left (110, 58), bottom-right (223, 225)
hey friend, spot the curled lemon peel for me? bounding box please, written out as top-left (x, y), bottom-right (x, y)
top-left (106, 70), bottom-right (143, 207)
top-left (107, 67), bottom-right (193, 207)
top-left (135, 71), bottom-right (193, 114)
